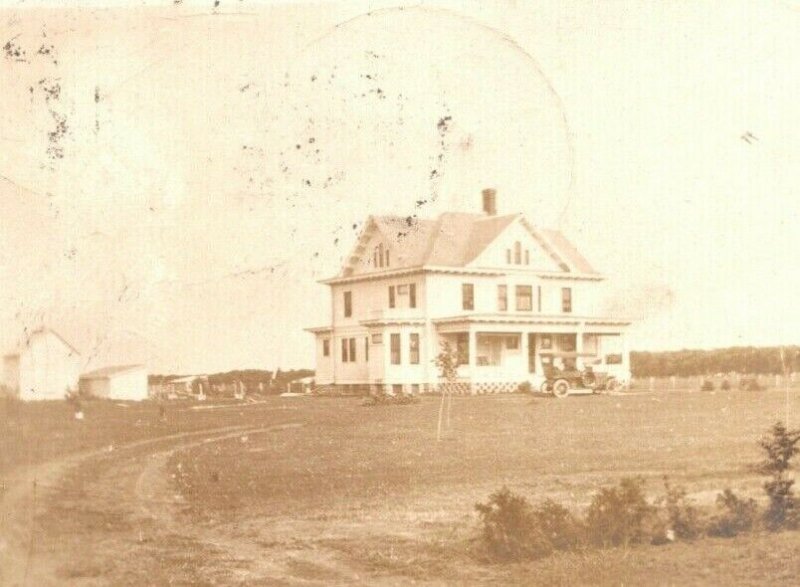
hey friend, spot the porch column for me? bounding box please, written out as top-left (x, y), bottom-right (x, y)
top-left (621, 331), bottom-right (630, 373)
top-left (520, 330), bottom-right (530, 375)
top-left (468, 327), bottom-right (477, 395)
top-left (575, 323), bottom-right (585, 370)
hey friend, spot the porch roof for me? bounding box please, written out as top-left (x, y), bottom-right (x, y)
top-left (304, 326), bottom-right (333, 334)
top-left (359, 317), bottom-right (427, 327)
top-left (432, 314), bottom-right (631, 328)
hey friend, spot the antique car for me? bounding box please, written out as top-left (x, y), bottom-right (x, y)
top-left (539, 352), bottom-right (628, 398)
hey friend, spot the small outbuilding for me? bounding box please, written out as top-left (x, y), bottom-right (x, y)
top-left (79, 364), bottom-right (149, 401)
top-left (2, 328), bottom-right (81, 400)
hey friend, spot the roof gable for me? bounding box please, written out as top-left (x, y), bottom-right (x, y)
top-left (336, 211), bottom-right (598, 277)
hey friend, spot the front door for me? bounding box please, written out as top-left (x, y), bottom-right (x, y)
top-left (528, 333), bottom-right (536, 373)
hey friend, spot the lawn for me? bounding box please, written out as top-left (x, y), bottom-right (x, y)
top-left (4, 389), bottom-right (800, 585)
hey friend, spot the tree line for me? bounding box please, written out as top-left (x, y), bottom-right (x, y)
top-left (631, 346), bottom-right (800, 377)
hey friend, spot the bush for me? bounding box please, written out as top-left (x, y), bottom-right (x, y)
top-left (740, 376), bottom-right (763, 391)
top-left (585, 477), bottom-right (660, 547)
top-left (659, 477), bottom-right (703, 540)
top-left (517, 381), bottom-right (532, 394)
top-left (720, 379), bottom-right (731, 391)
top-left (707, 489), bottom-right (759, 537)
top-left (475, 486), bottom-right (544, 561)
top-left (474, 488), bottom-right (584, 561)
top-left (759, 421), bottom-right (800, 531)
top-left (700, 379), bottom-right (715, 391)
top-left (530, 499), bottom-right (584, 552)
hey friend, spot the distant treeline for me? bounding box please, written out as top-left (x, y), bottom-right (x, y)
top-left (149, 369), bottom-right (314, 394)
top-left (631, 346), bottom-right (800, 377)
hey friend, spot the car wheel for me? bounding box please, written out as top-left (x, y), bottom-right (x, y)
top-left (552, 379), bottom-right (570, 398)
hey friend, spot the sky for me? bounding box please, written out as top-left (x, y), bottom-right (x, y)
top-left (1, 0), bottom-right (799, 373)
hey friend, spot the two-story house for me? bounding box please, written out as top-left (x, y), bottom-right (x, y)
top-left (306, 189), bottom-right (631, 395)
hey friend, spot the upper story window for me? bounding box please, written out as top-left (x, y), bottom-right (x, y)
top-left (497, 285), bottom-right (507, 311)
top-left (365, 337), bottom-right (369, 362)
top-left (462, 283), bottom-right (474, 310)
top-left (349, 337), bottom-right (357, 361)
top-left (375, 243), bottom-right (388, 268)
top-left (508, 241), bottom-right (530, 266)
top-left (390, 333), bottom-right (401, 364)
top-left (516, 285), bottom-right (532, 311)
top-left (343, 291), bottom-right (352, 317)
top-left (323, 339), bottom-right (330, 357)
top-left (409, 333), bottom-right (420, 364)
top-left (537, 285), bottom-right (542, 312)
top-left (562, 287), bottom-right (572, 313)
top-left (388, 283), bottom-right (417, 309)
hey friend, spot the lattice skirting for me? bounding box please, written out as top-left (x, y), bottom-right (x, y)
top-left (316, 382), bottom-right (523, 396)
top-left (432, 381), bottom-right (522, 395)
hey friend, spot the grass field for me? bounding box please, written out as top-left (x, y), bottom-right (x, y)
top-left (3, 389), bottom-right (800, 585)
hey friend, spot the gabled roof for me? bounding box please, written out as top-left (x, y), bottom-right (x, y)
top-left (339, 211), bottom-right (597, 277)
top-left (4, 327), bottom-right (82, 358)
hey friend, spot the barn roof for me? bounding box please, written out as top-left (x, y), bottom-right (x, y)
top-left (80, 364), bottom-right (146, 379)
top-left (3, 327), bottom-right (82, 358)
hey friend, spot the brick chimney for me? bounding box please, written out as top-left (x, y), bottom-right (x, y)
top-left (482, 188), bottom-right (497, 216)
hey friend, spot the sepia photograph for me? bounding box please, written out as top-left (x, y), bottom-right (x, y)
top-left (2, 0), bottom-right (800, 584)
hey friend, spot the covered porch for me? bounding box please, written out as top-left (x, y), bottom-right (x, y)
top-left (432, 315), bottom-right (631, 393)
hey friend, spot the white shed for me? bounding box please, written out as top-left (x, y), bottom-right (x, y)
top-left (79, 364), bottom-right (149, 401)
top-left (2, 328), bottom-right (81, 401)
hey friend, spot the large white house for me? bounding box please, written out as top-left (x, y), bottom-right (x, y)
top-left (306, 190), bottom-right (631, 395)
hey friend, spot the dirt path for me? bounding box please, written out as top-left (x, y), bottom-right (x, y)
top-left (0, 424), bottom-right (267, 586)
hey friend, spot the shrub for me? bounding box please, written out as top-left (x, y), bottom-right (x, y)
top-left (759, 421), bottom-right (800, 531)
top-left (517, 381), bottom-right (532, 394)
top-left (530, 499), bottom-right (584, 552)
top-left (659, 477), bottom-right (703, 540)
top-left (700, 379), bottom-right (715, 391)
top-left (585, 477), bottom-right (659, 547)
top-left (720, 379), bottom-right (731, 391)
top-left (740, 376), bottom-right (763, 391)
top-left (707, 489), bottom-right (759, 537)
top-left (475, 486), bottom-right (545, 561)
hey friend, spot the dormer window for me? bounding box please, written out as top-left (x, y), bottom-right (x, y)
top-left (514, 241), bottom-right (522, 264)
top-left (384, 248), bottom-right (390, 267)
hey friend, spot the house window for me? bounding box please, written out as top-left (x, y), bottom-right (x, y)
top-left (349, 338), bottom-right (357, 362)
top-left (388, 285), bottom-right (395, 308)
top-left (384, 248), bottom-right (390, 267)
top-left (514, 241), bottom-right (522, 264)
top-left (456, 333), bottom-right (469, 365)
top-left (506, 335), bottom-right (519, 350)
top-left (377, 243), bottom-right (384, 268)
top-left (562, 287), bottom-right (572, 313)
top-left (322, 339), bottom-right (330, 357)
top-left (409, 283), bottom-right (417, 308)
top-left (365, 337), bottom-right (369, 361)
top-left (462, 283), bottom-right (474, 310)
top-left (537, 285), bottom-right (542, 312)
top-left (341, 338), bottom-right (349, 362)
top-left (497, 285), bottom-right (507, 311)
top-left (390, 333), bottom-right (401, 364)
top-left (343, 291), bottom-right (352, 317)
top-left (506, 249), bottom-right (511, 264)
top-left (409, 333), bottom-right (420, 364)
top-left (371, 333), bottom-right (383, 344)
top-left (525, 250), bottom-right (530, 265)
top-left (515, 285), bottom-right (532, 311)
